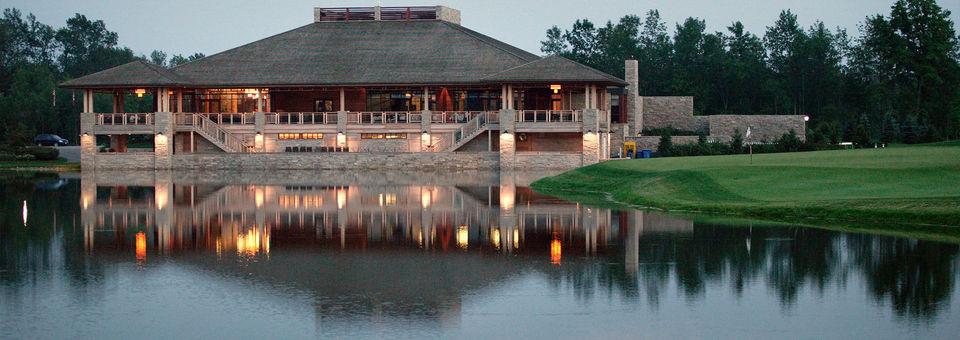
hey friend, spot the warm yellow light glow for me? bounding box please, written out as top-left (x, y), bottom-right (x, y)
top-left (421, 132), bottom-right (431, 146)
top-left (22, 201), bottom-right (27, 226)
top-left (136, 232), bottom-right (147, 261)
top-left (457, 225), bottom-right (469, 249)
top-left (244, 88), bottom-right (260, 99)
top-left (134, 88), bottom-right (146, 98)
top-left (499, 185), bottom-right (515, 210)
top-left (513, 229), bottom-right (520, 249)
top-left (155, 185), bottom-right (168, 210)
top-left (336, 132), bottom-right (347, 146)
top-left (255, 187), bottom-right (264, 208)
top-left (237, 227), bottom-right (269, 257)
top-left (81, 193), bottom-right (91, 211)
top-left (420, 187), bottom-right (432, 209)
top-left (550, 84), bottom-right (562, 94)
top-left (551, 239), bottom-right (562, 265)
top-left (254, 133), bottom-right (264, 151)
top-left (337, 187), bottom-right (347, 209)
top-left (491, 228), bottom-right (501, 249)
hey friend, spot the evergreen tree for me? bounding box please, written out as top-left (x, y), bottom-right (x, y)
top-left (854, 114), bottom-right (874, 147)
top-left (880, 112), bottom-right (900, 144)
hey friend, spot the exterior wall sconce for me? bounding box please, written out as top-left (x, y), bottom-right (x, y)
top-left (421, 131), bottom-right (430, 144)
top-left (502, 129), bottom-right (510, 135)
top-left (804, 115), bottom-right (810, 122)
top-left (550, 84), bottom-right (562, 94)
top-left (134, 88), bottom-right (146, 98)
top-left (336, 132), bottom-right (347, 145)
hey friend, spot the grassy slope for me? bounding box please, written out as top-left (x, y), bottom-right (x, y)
top-left (532, 143), bottom-right (960, 227)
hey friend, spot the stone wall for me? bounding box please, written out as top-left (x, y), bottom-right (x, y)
top-left (643, 96), bottom-right (693, 115)
top-left (644, 113), bottom-right (709, 133)
top-left (514, 152), bottom-right (583, 169)
top-left (515, 132), bottom-right (582, 152)
top-left (166, 152), bottom-right (500, 170)
top-left (94, 153), bottom-right (157, 170)
top-left (708, 115), bottom-right (806, 142)
top-left (357, 136), bottom-right (415, 152)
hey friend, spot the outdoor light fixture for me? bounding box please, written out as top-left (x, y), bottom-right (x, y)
top-left (134, 88), bottom-right (146, 98)
top-left (336, 132), bottom-right (346, 145)
top-left (804, 115), bottom-right (810, 122)
top-left (550, 84), bottom-right (562, 94)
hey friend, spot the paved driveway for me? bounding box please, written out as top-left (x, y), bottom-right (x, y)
top-left (55, 146), bottom-right (80, 162)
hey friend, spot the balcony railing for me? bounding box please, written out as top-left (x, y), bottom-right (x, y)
top-left (267, 112), bottom-right (338, 125)
top-left (517, 110), bottom-right (581, 123)
top-left (96, 113), bottom-right (154, 126)
top-left (355, 112), bottom-right (423, 124)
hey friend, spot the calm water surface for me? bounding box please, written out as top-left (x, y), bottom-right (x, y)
top-left (1, 170), bottom-right (958, 339)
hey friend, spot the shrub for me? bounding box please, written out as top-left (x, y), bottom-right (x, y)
top-left (0, 153), bottom-right (16, 161)
top-left (774, 130), bottom-right (803, 152)
top-left (656, 132), bottom-right (673, 157)
top-left (730, 129), bottom-right (744, 154)
top-left (880, 112), bottom-right (900, 144)
top-left (19, 146), bottom-right (59, 161)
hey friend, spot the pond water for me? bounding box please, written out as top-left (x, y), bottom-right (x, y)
top-left (1, 170), bottom-right (958, 339)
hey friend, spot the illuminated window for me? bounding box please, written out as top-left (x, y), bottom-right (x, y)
top-left (279, 133), bottom-right (324, 140)
top-left (361, 133), bottom-right (407, 139)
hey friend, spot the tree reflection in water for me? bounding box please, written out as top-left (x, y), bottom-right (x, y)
top-left (0, 171), bottom-right (957, 329)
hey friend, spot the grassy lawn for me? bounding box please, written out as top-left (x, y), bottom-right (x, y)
top-left (532, 142), bottom-right (960, 228)
top-left (0, 158), bottom-right (80, 171)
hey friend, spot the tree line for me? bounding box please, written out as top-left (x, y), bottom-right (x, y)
top-left (542, 0), bottom-right (960, 143)
top-left (0, 9), bottom-right (201, 146)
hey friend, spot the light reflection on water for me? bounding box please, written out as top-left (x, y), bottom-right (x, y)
top-left (1, 170), bottom-right (959, 339)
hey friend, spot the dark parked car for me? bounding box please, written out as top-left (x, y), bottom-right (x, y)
top-left (34, 134), bottom-right (69, 146)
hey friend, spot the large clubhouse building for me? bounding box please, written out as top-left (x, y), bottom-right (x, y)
top-left (62, 6), bottom-right (804, 170)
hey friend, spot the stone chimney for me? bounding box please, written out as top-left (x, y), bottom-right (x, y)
top-left (625, 60), bottom-right (642, 136)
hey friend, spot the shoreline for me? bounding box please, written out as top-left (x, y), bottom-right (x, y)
top-left (532, 144), bottom-right (960, 233)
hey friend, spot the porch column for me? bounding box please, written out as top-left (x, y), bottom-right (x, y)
top-left (498, 108), bottom-right (516, 169)
top-left (582, 108), bottom-right (600, 166)
top-left (176, 90), bottom-right (183, 113)
top-left (254, 111), bottom-right (265, 152)
top-left (336, 110), bottom-right (348, 151)
top-left (339, 87), bottom-right (345, 111)
top-left (80, 89), bottom-right (97, 171)
top-left (256, 89), bottom-right (264, 112)
top-left (154, 87), bottom-right (174, 169)
top-left (625, 60), bottom-right (642, 136)
top-left (421, 87), bottom-right (432, 152)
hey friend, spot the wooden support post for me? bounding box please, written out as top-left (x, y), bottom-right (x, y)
top-left (339, 87), bottom-right (346, 112)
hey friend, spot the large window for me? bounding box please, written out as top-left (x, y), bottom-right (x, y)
top-left (279, 133), bottom-right (324, 140)
top-left (365, 90), bottom-right (432, 112)
top-left (361, 133), bottom-right (406, 139)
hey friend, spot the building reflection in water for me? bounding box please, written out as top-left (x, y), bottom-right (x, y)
top-left (30, 170), bottom-right (951, 329)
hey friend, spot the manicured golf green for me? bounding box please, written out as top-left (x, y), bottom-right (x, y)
top-left (532, 141), bottom-right (960, 227)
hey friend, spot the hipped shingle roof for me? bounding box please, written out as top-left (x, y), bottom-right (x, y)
top-left (61, 20), bottom-right (625, 88)
top-left (60, 60), bottom-right (187, 88)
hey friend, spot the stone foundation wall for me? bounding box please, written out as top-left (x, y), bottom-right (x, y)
top-left (94, 153), bottom-right (157, 170)
top-left (164, 152), bottom-right (498, 170)
top-left (708, 115), bottom-right (805, 142)
top-left (514, 152), bottom-right (583, 169)
top-left (644, 113), bottom-right (709, 133)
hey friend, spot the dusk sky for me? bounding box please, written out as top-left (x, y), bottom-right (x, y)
top-left (4, 0), bottom-right (959, 58)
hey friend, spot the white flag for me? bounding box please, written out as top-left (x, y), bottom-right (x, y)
top-left (745, 127), bottom-right (752, 139)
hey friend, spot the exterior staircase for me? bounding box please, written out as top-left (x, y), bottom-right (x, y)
top-left (443, 112), bottom-right (495, 152)
top-left (191, 114), bottom-right (253, 153)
